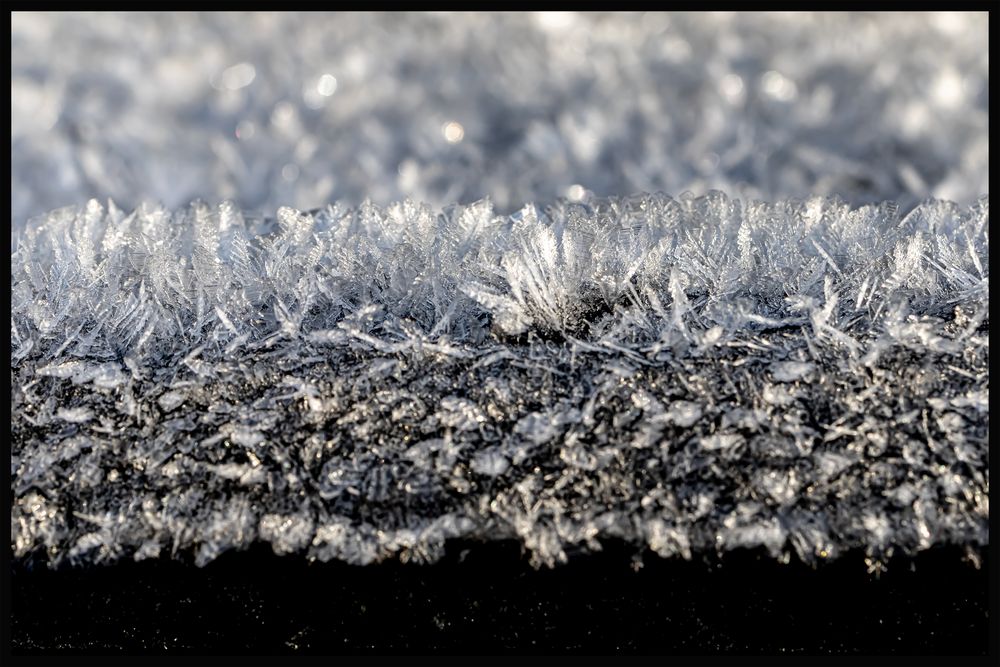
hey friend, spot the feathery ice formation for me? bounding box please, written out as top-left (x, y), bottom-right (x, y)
top-left (11, 192), bottom-right (989, 568)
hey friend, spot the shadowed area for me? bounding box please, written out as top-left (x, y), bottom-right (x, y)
top-left (10, 541), bottom-right (989, 655)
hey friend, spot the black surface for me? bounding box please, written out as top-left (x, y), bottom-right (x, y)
top-left (10, 540), bottom-right (989, 655)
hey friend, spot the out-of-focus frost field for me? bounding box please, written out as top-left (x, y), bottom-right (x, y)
top-left (11, 12), bottom-right (988, 232)
top-left (9, 12), bottom-right (990, 569)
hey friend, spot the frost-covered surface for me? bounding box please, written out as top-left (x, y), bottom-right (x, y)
top-left (11, 12), bottom-right (989, 239)
top-left (8, 11), bottom-right (991, 569)
top-left (10, 193), bottom-right (989, 567)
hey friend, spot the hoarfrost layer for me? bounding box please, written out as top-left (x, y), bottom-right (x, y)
top-left (11, 193), bottom-right (989, 567)
top-left (11, 12), bottom-right (989, 238)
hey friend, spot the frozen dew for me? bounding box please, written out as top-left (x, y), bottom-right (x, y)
top-left (11, 77), bottom-right (60, 133)
top-left (900, 102), bottom-right (930, 138)
top-left (566, 184), bottom-right (586, 202)
top-left (271, 101), bottom-right (297, 129)
top-left (317, 74), bottom-right (338, 96)
top-left (215, 62), bottom-right (256, 91)
top-left (760, 70), bottom-right (797, 102)
top-left (770, 361), bottom-right (814, 382)
top-left (397, 159), bottom-right (419, 191)
top-left (933, 12), bottom-right (967, 36)
top-left (157, 390), bottom-right (187, 412)
top-left (303, 75), bottom-right (337, 109)
top-left (665, 401), bottom-right (703, 428)
top-left (442, 121), bottom-right (465, 144)
top-left (535, 11), bottom-right (576, 31)
top-left (700, 152), bottom-right (720, 172)
top-left (931, 67), bottom-right (966, 110)
top-left (720, 73), bottom-right (745, 104)
top-left (235, 119), bottom-right (255, 141)
top-left (471, 450), bottom-right (510, 477)
top-left (700, 434), bottom-right (743, 451)
top-left (56, 407), bottom-right (94, 423)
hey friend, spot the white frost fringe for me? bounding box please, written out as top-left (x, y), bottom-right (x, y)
top-left (10, 192), bottom-right (990, 568)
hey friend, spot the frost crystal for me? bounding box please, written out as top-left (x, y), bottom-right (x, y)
top-left (11, 13), bottom-right (989, 242)
top-left (10, 193), bottom-right (989, 568)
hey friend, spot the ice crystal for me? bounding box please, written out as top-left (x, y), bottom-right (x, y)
top-left (11, 12), bottom-right (989, 243)
top-left (10, 192), bottom-right (989, 568)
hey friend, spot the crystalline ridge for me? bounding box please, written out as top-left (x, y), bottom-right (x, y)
top-left (10, 192), bottom-right (989, 568)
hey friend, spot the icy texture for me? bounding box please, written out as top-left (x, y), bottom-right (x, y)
top-left (10, 193), bottom-right (989, 568)
top-left (11, 12), bottom-right (989, 241)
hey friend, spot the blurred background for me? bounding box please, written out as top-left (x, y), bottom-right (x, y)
top-left (11, 11), bottom-right (989, 234)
